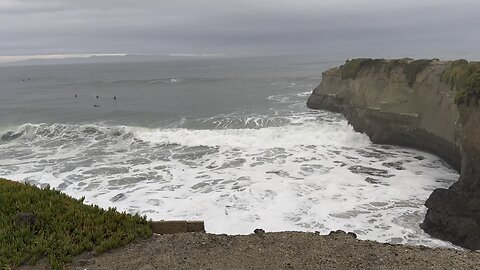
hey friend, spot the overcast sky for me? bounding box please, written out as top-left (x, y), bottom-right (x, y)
top-left (1, 0), bottom-right (480, 60)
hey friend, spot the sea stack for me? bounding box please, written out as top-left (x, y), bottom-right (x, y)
top-left (307, 58), bottom-right (480, 249)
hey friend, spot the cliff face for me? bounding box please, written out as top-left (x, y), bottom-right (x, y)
top-left (307, 59), bottom-right (480, 249)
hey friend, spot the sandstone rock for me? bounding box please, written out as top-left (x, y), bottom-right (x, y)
top-left (307, 59), bottom-right (480, 249)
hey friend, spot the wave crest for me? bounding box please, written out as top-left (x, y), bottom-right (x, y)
top-left (1, 119), bottom-right (370, 149)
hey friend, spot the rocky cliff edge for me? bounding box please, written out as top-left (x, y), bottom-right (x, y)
top-left (307, 58), bottom-right (480, 249)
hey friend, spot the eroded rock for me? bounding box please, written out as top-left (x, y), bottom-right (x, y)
top-left (307, 59), bottom-right (480, 249)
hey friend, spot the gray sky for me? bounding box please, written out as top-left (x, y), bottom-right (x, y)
top-left (1, 0), bottom-right (480, 60)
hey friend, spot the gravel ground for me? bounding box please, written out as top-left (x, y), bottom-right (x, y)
top-left (23, 231), bottom-right (480, 270)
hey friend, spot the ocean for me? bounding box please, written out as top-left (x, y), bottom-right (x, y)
top-left (0, 55), bottom-right (459, 248)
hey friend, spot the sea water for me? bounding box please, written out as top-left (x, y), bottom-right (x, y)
top-left (0, 55), bottom-right (459, 248)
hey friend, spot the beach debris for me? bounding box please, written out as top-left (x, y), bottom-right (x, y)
top-left (254, 228), bottom-right (265, 235)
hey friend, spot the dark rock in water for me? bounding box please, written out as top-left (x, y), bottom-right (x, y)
top-left (421, 188), bottom-right (480, 249)
top-left (347, 232), bottom-right (357, 239)
top-left (254, 228), bottom-right (265, 235)
top-left (348, 165), bottom-right (393, 178)
top-left (306, 59), bottom-right (480, 249)
top-left (382, 161), bottom-right (405, 170)
top-left (15, 213), bottom-right (37, 227)
top-left (110, 193), bottom-right (126, 202)
top-left (328, 230), bottom-right (346, 236)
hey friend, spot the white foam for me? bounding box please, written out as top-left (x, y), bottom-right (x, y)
top-left (0, 117), bottom-right (459, 249)
top-left (297, 91), bottom-right (313, 97)
top-left (131, 120), bottom-right (370, 149)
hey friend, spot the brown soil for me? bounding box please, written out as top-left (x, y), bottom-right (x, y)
top-left (22, 231), bottom-right (480, 270)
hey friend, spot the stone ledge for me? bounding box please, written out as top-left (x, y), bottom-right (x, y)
top-left (151, 220), bottom-right (205, 234)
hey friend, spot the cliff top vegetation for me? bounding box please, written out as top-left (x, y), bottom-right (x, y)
top-left (339, 58), bottom-right (434, 87)
top-left (441, 59), bottom-right (480, 105)
top-left (0, 178), bottom-right (152, 269)
top-left (339, 58), bottom-right (480, 106)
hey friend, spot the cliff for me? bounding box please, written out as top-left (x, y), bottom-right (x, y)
top-left (307, 58), bottom-right (480, 249)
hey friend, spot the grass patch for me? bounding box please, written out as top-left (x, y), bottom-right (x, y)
top-left (441, 60), bottom-right (480, 105)
top-left (384, 58), bottom-right (411, 77)
top-left (340, 58), bottom-right (385, 80)
top-left (340, 58), bottom-right (433, 87)
top-left (402, 59), bottom-right (433, 87)
top-left (0, 178), bottom-right (152, 269)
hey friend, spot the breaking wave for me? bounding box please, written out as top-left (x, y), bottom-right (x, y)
top-left (0, 113), bottom-right (459, 248)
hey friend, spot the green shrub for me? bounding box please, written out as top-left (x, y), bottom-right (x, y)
top-left (441, 60), bottom-right (480, 105)
top-left (402, 59), bottom-right (433, 87)
top-left (384, 58), bottom-right (411, 77)
top-left (0, 178), bottom-right (152, 269)
top-left (459, 72), bottom-right (480, 105)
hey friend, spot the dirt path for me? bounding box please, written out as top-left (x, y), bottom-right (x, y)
top-left (25, 231), bottom-right (480, 269)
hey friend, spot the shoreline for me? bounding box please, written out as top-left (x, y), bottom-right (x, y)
top-left (23, 231), bottom-right (480, 270)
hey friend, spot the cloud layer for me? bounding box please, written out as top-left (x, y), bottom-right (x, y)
top-left (1, 0), bottom-right (479, 57)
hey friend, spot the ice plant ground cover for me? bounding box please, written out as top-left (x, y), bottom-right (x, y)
top-left (0, 178), bottom-right (152, 269)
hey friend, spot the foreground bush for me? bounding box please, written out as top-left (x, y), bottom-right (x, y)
top-left (0, 178), bottom-right (152, 269)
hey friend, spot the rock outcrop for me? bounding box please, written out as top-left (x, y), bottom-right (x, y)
top-left (307, 58), bottom-right (480, 249)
